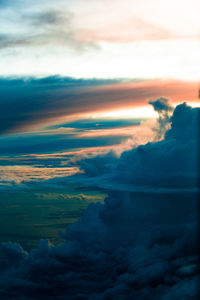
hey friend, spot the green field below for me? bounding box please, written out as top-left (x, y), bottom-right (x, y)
top-left (0, 186), bottom-right (106, 251)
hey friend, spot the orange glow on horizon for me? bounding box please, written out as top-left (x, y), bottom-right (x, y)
top-left (6, 79), bottom-right (199, 135)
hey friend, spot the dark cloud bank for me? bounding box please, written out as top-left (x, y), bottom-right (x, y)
top-left (0, 102), bottom-right (200, 299)
top-left (0, 76), bottom-right (194, 135)
top-left (0, 76), bottom-right (121, 134)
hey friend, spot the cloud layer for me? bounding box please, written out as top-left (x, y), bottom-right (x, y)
top-left (0, 103), bottom-right (199, 299)
top-left (0, 77), bottom-right (198, 134)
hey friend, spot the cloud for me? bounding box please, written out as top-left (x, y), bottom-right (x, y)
top-left (0, 165), bottom-right (80, 186)
top-left (0, 102), bottom-right (199, 299)
top-left (0, 4), bottom-right (98, 52)
top-left (76, 16), bottom-right (175, 43)
top-left (73, 0), bottom-right (200, 41)
top-left (0, 77), bottom-right (198, 135)
top-left (51, 118), bottom-right (142, 130)
top-left (148, 97), bottom-right (173, 139)
top-left (0, 0), bottom-right (199, 80)
top-left (78, 103), bottom-right (199, 191)
top-left (78, 151), bottom-right (118, 177)
top-left (149, 97), bottom-right (173, 113)
top-left (0, 0), bottom-right (192, 55)
top-left (0, 76), bottom-right (121, 134)
top-left (0, 130), bottom-right (130, 156)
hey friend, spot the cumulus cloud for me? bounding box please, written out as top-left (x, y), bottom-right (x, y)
top-left (78, 102), bottom-right (198, 191)
top-left (0, 103), bottom-right (199, 299)
top-left (149, 97), bottom-right (173, 139)
top-left (115, 104), bottom-right (198, 190)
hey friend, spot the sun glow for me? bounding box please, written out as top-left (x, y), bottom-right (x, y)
top-left (86, 100), bottom-right (200, 120)
top-left (89, 106), bottom-right (159, 119)
top-left (186, 101), bottom-right (200, 108)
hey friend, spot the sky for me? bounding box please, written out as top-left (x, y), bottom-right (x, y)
top-left (0, 0), bottom-right (199, 80)
top-left (0, 0), bottom-right (200, 299)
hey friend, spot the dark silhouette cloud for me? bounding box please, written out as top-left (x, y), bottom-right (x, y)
top-left (0, 103), bottom-right (199, 299)
top-left (149, 97), bottom-right (173, 113)
top-left (149, 97), bottom-right (173, 139)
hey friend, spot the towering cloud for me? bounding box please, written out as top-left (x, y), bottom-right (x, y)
top-left (149, 97), bottom-right (173, 139)
top-left (0, 103), bottom-right (199, 299)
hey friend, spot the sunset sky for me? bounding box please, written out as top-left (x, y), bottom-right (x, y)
top-left (0, 0), bottom-right (199, 191)
top-left (0, 0), bottom-right (199, 80)
top-left (0, 1), bottom-right (199, 298)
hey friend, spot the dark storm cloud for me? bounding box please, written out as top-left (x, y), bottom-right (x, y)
top-left (0, 103), bottom-right (199, 299)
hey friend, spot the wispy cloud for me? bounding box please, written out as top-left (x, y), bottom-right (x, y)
top-left (76, 16), bottom-right (175, 43)
top-left (0, 0), bottom-right (199, 79)
top-left (0, 165), bottom-right (80, 185)
top-left (0, 8), bottom-right (97, 52)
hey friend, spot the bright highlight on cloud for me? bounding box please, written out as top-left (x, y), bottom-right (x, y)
top-left (0, 165), bottom-right (80, 186)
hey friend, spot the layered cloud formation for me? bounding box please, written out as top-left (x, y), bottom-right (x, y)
top-left (0, 76), bottom-right (198, 134)
top-left (0, 102), bottom-right (199, 299)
